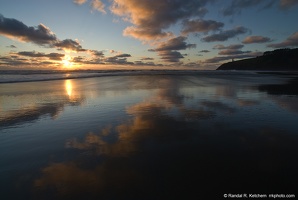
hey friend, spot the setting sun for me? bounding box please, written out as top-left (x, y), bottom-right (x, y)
top-left (62, 55), bottom-right (73, 68)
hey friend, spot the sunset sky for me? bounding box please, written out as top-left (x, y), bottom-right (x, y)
top-left (1, 0), bottom-right (298, 70)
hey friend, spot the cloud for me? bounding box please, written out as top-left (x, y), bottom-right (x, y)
top-left (74, 57), bottom-right (105, 65)
top-left (134, 61), bottom-right (156, 66)
top-left (213, 44), bottom-right (244, 50)
top-left (0, 14), bottom-right (57, 46)
top-left (0, 56), bottom-right (31, 66)
top-left (113, 53), bottom-right (131, 58)
top-left (199, 50), bottom-right (210, 53)
top-left (104, 53), bottom-right (133, 64)
top-left (88, 50), bottom-right (105, 57)
top-left (71, 52), bottom-right (133, 65)
top-left (0, 51), bottom-right (66, 68)
top-left (158, 51), bottom-right (184, 63)
top-left (17, 51), bottom-right (46, 57)
top-left (2, 48), bottom-right (134, 67)
top-left (109, 50), bottom-right (118, 54)
top-left (72, 56), bottom-right (85, 63)
top-left (267, 32), bottom-right (298, 48)
top-left (212, 43), bottom-right (250, 55)
top-left (149, 36), bottom-right (196, 62)
top-left (123, 27), bottom-right (173, 42)
top-left (181, 19), bottom-right (224, 35)
top-left (140, 57), bottom-right (154, 61)
top-left (110, 0), bottom-right (214, 41)
top-left (17, 51), bottom-right (65, 60)
top-left (149, 36), bottom-right (196, 52)
top-left (90, 0), bottom-right (106, 13)
top-left (242, 35), bottom-right (272, 44)
top-left (73, 0), bottom-right (106, 13)
top-left (202, 26), bottom-right (249, 42)
top-left (73, 0), bottom-right (87, 5)
top-left (218, 49), bottom-right (251, 55)
top-left (0, 14), bottom-right (86, 52)
top-left (55, 39), bottom-right (85, 52)
top-left (222, 0), bottom-right (298, 15)
top-left (46, 53), bottom-right (66, 60)
top-left (279, 0), bottom-right (298, 9)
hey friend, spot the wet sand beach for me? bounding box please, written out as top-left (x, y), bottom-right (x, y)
top-left (1, 73), bottom-right (298, 199)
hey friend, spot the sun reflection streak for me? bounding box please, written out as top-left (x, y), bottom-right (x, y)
top-left (64, 79), bottom-right (85, 104)
top-left (65, 80), bottom-right (73, 97)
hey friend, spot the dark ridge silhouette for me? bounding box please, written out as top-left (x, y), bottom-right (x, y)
top-left (217, 48), bottom-right (298, 71)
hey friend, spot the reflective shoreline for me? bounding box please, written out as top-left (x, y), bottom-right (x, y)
top-left (1, 74), bottom-right (298, 199)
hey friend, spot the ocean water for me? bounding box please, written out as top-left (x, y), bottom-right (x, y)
top-left (0, 69), bottom-right (258, 83)
top-left (0, 71), bottom-right (298, 199)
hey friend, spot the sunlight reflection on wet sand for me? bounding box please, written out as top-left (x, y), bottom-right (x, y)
top-left (1, 74), bottom-right (298, 199)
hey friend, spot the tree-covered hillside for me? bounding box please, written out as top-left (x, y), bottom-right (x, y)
top-left (217, 48), bottom-right (298, 71)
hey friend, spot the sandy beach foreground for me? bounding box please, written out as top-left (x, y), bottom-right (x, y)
top-left (1, 73), bottom-right (298, 199)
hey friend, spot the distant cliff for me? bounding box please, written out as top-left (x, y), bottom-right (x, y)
top-left (217, 48), bottom-right (298, 71)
